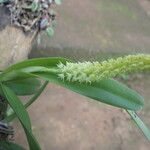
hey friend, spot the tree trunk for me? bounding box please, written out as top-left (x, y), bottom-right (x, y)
top-left (0, 7), bottom-right (36, 69)
top-left (0, 7), bottom-right (36, 141)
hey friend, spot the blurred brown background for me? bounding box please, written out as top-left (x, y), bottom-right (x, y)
top-left (30, 0), bottom-right (150, 60)
top-left (15, 0), bottom-right (150, 149)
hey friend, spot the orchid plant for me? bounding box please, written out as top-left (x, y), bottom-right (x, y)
top-left (0, 0), bottom-right (150, 149)
top-left (0, 54), bottom-right (149, 149)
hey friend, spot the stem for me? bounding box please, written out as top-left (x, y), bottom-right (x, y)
top-left (3, 81), bottom-right (48, 123)
top-left (25, 81), bottom-right (48, 108)
top-left (126, 110), bottom-right (150, 141)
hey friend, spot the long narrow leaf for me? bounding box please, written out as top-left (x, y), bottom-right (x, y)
top-left (6, 78), bottom-right (41, 96)
top-left (0, 83), bottom-right (31, 130)
top-left (0, 84), bottom-right (41, 150)
top-left (3, 57), bottom-right (70, 73)
top-left (24, 127), bottom-right (41, 150)
top-left (0, 141), bottom-right (25, 150)
top-left (0, 57), bottom-right (70, 82)
top-left (32, 72), bottom-right (144, 111)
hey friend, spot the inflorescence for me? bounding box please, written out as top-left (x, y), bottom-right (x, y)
top-left (57, 54), bottom-right (150, 83)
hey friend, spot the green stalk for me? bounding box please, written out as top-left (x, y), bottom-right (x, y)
top-left (127, 110), bottom-right (150, 141)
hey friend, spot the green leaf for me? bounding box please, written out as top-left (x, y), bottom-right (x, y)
top-left (1, 57), bottom-right (70, 82)
top-left (0, 130), bottom-right (38, 150)
top-left (0, 84), bottom-right (41, 150)
top-left (0, 70), bottom-right (35, 83)
top-left (127, 110), bottom-right (150, 141)
top-left (46, 27), bottom-right (54, 37)
top-left (0, 141), bottom-right (25, 150)
top-left (5, 78), bottom-right (41, 96)
top-left (32, 72), bottom-right (144, 111)
top-left (3, 57), bottom-right (69, 74)
top-left (24, 127), bottom-right (41, 150)
top-left (31, 2), bottom-right (39, 12)
top-left (54, 0), bottom-right (62, 5)
top-left (0, 84), bottom-right (31, 130)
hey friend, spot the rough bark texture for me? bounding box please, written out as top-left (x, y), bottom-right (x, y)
top-left (0, 7), bottom-right (36, 69)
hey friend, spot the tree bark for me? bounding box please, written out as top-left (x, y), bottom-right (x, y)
top-left (0, 7), bottom-right (36, 69)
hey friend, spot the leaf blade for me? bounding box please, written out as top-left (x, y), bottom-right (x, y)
top-left (32, 72), bottom-right (144, 110)
top-left (0, 141), bottom-right (25, 150)
top-left (3, 57), bottom-right (70, 74)
top-left (0, 84), bottom-right (41, 150)
top-left (0, 84), bottom-right (31, 130)
top-left (5, 78), bottom-right (41, 96)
